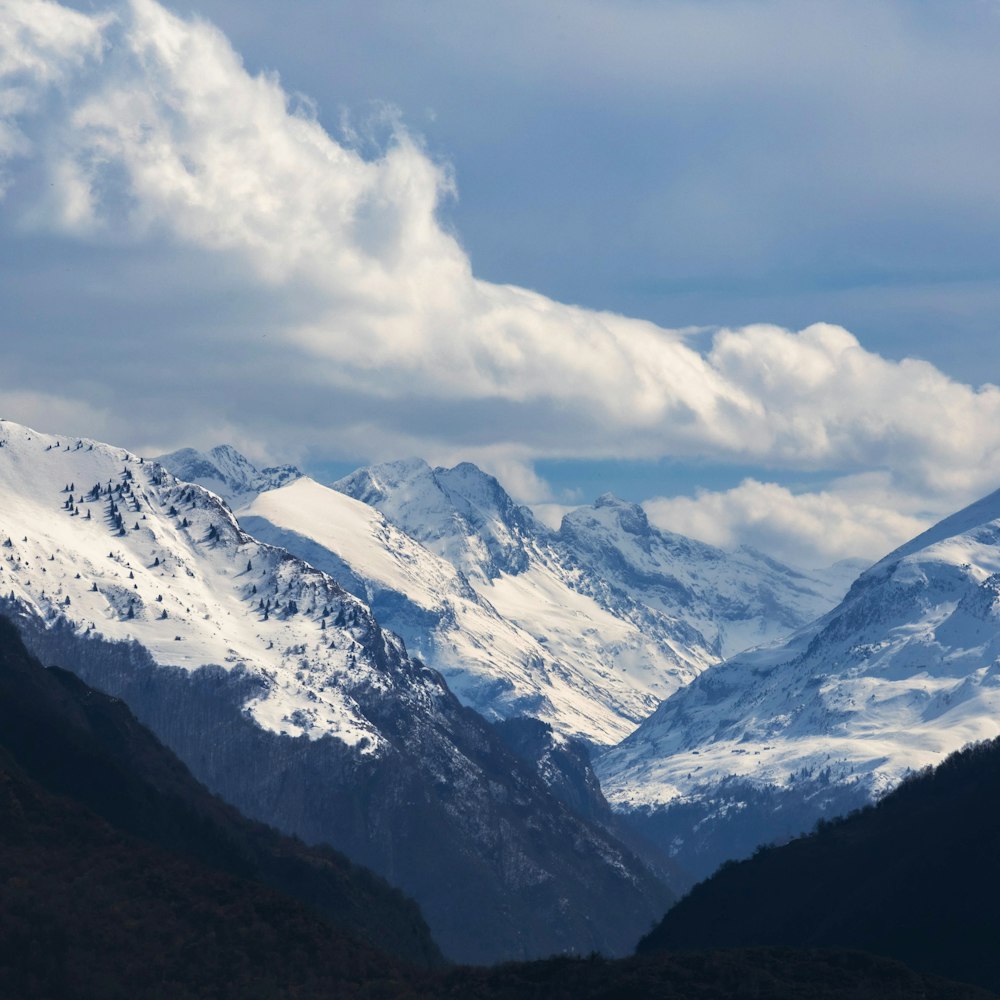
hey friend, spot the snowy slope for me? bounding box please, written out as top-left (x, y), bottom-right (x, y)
top-left (334, 459), bottom-right (536, 582)
top-left (598, 484), bottom-right (1000, 815)
top-left (239, 477), bottom-right (683, 745)
top-left (0, 425), bottom-right (384, 749)
top-left (334, 460), bottom-right (726, 741)
top-left (557, 495), bottom-right (848, 659)
top-left (156, 447), bottom-right (849, 749)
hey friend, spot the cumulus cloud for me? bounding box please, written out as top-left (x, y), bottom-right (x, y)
top-left (1, 0), bottom-right (998, 565)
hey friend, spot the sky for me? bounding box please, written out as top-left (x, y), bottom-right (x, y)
top-left (2, 0), bottom-right (1000, 568)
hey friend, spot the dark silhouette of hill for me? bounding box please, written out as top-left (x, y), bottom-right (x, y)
top-left (436, 949), bottom-right (995, 999)
top-left (3, 615), bottom-right (995, 999)
top-left (0, 756), bottom-right (426, 998)
top-left (640, 737), bottom-right (1000, 993)
top-left (0, 615), bottom-right (439, 968)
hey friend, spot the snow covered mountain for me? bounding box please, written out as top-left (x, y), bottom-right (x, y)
top-left (0, 420), bottom-right (672, 962)
top-left (335, 459), bottom-right (539, 583)
top-left (556, 494), bottom-right (853, 660)
top-left (598, 483), bottom-right (1000, 878)
top-left (237, 477), bottom-right (661, 745)
top-left (159, 449), bottom-right (847, 748)
top-left (148, 447), bottom-right (667, 744)
top-left (330, 459), bottom-right (850, 743)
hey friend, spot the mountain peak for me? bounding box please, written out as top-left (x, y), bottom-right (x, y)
top-left (371, 456), bottom-right (435, 482)
top-left (336, 458), bottom-right (534, 581)
top-left (155, 445), bottom-right (301, 507)
top-left (593, 492), bottom-right (626, 507)
top-left (871, 483), bottom-right (1000, 572)
top-left (434, 463), bottom-right (523, 522)
top-left (332, 458), bottom-right (432, 506)
top-left (588, 493), bottom-right (651, 536)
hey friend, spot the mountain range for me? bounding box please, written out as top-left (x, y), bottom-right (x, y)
top-left (0, 419), bottom-right (670, 963)
top-left (163, 447), bottom-right (849, 748)
top-left (9, 416), bottom-right (1000, 975)
top-left (160, 440), bottom-right (1000, 889)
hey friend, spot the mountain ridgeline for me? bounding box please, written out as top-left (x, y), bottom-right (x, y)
top-left (173, 448), bottom-right (847, 750)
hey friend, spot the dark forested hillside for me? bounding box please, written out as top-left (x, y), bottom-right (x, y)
top-left (640, 737), bottom-right (1000, 993)
top-left (0, 761), bottom-right (422, 999)
top-left (435, 950), bottom-right (995, 1000)
top-left (0, 615), bottom-right (440, 968)
top-left (2, 618), bottom-right (995, 998)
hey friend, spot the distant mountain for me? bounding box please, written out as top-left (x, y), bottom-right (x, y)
top-left (640, 736), bottom-right (1000, 995)
top-left (0, 614), bottom-right (439, 968)
top-left (335, 458), bottom-right (540, 582)
top-left (154, 444), bottom-right (301, 507)
top-left (160, 450), bottom-right (848, 748)
top-left (329, 458), bottom-right (847, 744)
top-left (556, 493), bottom-right (854, 659)
top-left (0, 419), bottom-right (671, 963)
top-left (334, 459), bottom-right (711, 744)
top-left (234, 474), bottom-right (692, 746)
top-left (598, 484), bottom-right (1000, 879)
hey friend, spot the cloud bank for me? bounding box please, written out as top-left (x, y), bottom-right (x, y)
top-left (643, 476), bottom-right (930, 570)
top-left (1, 0), bottom-right (997, 565)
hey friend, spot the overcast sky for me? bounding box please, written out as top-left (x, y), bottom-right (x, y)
top-left (2, 0), bottom-right (1000, 567)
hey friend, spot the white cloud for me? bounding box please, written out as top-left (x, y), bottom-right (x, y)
top-left (0, 387), bottom-right (115, 440)
top-left (644, 476), bottom-right (933, 567)
top-left (0, 0), bottom-right (107, 82)
top-left (1, 0), bottom-right (999, 564)
top-left (0, 0), bottom-right (109, 168)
